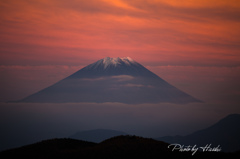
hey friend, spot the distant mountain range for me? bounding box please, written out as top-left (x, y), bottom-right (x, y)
top-left (157, 114), bottom-right (240, 152)
top-left (69, 129), bottom-right (128, 143)
top-left (1, 136), bottom-right (239, 159)
top-left (18, 57), bottom-right (201, 104)
top-left (1, 114), bottom-right (240, 158)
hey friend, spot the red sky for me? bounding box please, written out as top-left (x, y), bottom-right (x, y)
top-left (0, 0), bottom-right (240, 102)
top-left (1, 0), bottom-right (240, 66)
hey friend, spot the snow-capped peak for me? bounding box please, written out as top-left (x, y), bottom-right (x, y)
top-left (102, 57), bottom-right (135, 69)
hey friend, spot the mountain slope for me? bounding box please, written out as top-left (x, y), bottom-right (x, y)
top-left (157, 114), bottom-right (240, 152)
top-left (18, 57), bottom-right (201, 104)
top-left (69, 129), bottom-right (128, 143)
top-left (0, 138), bottom-right (96, 159)
top-left (69, 57), bottom-right (160, 78)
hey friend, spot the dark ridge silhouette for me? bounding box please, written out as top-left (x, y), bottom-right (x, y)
top-left (17, 57), bottom-right (201, 104)
top-left (157, 114), bottom-right (240, 152)
top-left (69, 129), bottom-right (128, 143)
top-left (1, 136), bottom-right (239, 159)
top-left (0, 138), bottom-right (96, 159)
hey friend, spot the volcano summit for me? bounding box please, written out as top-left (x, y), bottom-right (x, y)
top-left (19, 57), bottom-right (201, 104)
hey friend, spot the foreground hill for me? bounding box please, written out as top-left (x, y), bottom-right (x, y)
top-left (1, 136), bottom-right (239, 159)
top-left (69, 129), bottom-right (128, 143)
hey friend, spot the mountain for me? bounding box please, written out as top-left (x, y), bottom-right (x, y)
top-left (69, 129), bottom-right (128, 143)
top-left (156, 114), bottom-right (240, 152)
top-left (18, 57), bottom-right (201, 104)
top-left (1, 136), bottom-right (236, 159)
top-left (0, 138), bottom-right (96, 159)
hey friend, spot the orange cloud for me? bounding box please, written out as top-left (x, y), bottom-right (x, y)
top-left (102, 0), bottom-right (144, 12)
top-left (0, 0), bottom-right (240, 67)
top-left (159, 0), bottom-right (240, 8)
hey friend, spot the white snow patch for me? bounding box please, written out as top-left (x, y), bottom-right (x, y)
top-left (102, 57), bottom-right (135, 69)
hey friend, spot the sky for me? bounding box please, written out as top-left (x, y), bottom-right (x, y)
top-left (0, 0), bottom-right (240, 151)
top-left (0, 0), bottom-right (240, 101)
top-left (1, 0), bottom-right (240, 66)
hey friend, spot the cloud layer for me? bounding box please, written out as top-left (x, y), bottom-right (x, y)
top-left (0, 0), bottom-right (240, 66)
